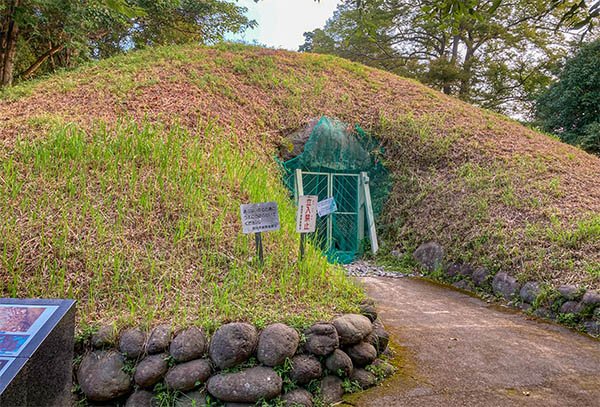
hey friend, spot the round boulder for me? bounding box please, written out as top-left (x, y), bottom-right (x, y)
top-left (289, 355), bottom-right (322, 385)
top-left (281, 388), bottom-right (313, 407)
top-left (325, 349), bottom-right (353, 377)
top-left (92, 325), bottom-right (116, 349)
top-left (582, 290), bottom-right (600, 306)
top-left (77, 350), bottom-right (132, 402)
top-left (332, 314), bottom-right (373, 345)
top-left (558, 285), bottom-right (582, 301)
top-left (359, 302), bottom-right (378, 322)
top-left (365, 319), bottom-right (389, 354)
top-left (146, 324), bottom-right (172, 354)
top-left (413, 241), bottom-right (444, 271)
top-left (492, 272), bottom-right (520, 300)
top-left (346, 342), bottom-right (377, 367)
top-left (303, 323), bottom-right (339, 356)
top-left (560, 301), bottom-right (583, 315)
top-left (320, 376), bottom-right (344, 404)
top-left (257, 323), bottom-right (299, 367)
top-left (134, 353), bottom-right (168, 388)
top-left (472, 267), bottom-right (491, 286)
top-left (520, 282), bottom-right (541, 304)
top-left (170, 327), bottom-right (207, 363)
top-left (165, 358), bottom-right (212, 391)
top-left (125, 390), bottom-right (156, 407)
top-left (209, 323), bottom-right (258, 369)
top-left (350, 368), bottom-right (377, 389)
top-left (119, 328), bottom-right (146, 359)
top-left (207, 366), bottom-right (282, 403)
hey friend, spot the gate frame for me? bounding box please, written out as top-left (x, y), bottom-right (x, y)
top-left (294, 169), bottom-right (378, 256)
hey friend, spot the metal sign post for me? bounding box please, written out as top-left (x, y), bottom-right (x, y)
top-left (296, 195), bottom-right (318, 261)
top-left (240, 202), bottom-right (280, 266)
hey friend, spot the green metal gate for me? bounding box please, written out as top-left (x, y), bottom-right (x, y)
top-left (295, 171), bottom-right (363, 263)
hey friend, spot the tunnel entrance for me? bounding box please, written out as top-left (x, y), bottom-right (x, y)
top-left (281, 116), bottom-right (390, 264)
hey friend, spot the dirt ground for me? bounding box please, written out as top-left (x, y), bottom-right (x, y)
top-left (344, 277), bottom-right (600, 407)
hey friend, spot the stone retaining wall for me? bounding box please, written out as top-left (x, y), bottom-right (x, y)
top-left (412, 241), bottom-right (600, 337)
top-left (74, 303), bottom-right (394, 406)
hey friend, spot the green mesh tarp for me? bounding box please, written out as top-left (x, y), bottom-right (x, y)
top-left (281, 116), bottom-right (391, 264)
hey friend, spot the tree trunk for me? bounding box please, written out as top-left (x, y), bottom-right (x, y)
top-left (459, 48), bottom-right (474, 100)
top-left (19, 44), bottom-right (65, 79)
top-left (1, 0), bottom-right (20, 87)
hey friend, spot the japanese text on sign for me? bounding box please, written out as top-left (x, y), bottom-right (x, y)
top-left (240, 202), bottom-right (280, 234)
top-left (317, 197), bottom-right (338, 217)
top-left (296, 195), bottom-right (318, 233)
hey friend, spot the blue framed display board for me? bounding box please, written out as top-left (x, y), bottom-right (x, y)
top-left (0, 298), bottom-right (75, 406)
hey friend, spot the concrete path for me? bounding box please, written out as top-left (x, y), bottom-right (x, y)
top-left (344, 277), bottom-right (600, 407)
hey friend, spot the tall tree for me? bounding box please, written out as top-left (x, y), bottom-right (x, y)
top-left (0, 0), bottom-right (255, 87)
top-left (301, 0), bottom-right (599, 117)
top-left (536, 39), bottom-right (600, 154)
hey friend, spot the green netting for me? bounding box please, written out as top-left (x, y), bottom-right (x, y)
top-left (281, 116), bottom-right (391, 264)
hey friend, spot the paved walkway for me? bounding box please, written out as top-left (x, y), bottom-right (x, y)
top-left (344, 277), bottom-right (600, 407)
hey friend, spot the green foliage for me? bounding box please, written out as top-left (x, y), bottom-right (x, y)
top-left (301, 0), bottom-right (594, 117)
top-left (536, 39), bottom-right (600, 154)
top-left (2, 0), bottom-right (255, 85)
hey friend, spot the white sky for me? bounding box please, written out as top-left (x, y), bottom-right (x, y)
top-left (229, 0), bottom-right (342, 50)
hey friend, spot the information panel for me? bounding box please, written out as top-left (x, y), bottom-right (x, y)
top-left (240, 202), bottom-right (281, 234)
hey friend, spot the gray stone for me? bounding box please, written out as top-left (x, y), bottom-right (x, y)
top-left (281, 388), bottom-right (313, 407)
top-left (325, 349), bottom-right (353, 377)
top-left (332, 314), bottom-right (373, 345)
top-left (170, 327), bottom-right (207, 363)
top-left (257, 323), bottom-right (299, 367)
top-left (519, 303), bottom-right (532, 312)
top-left (371, 359), bottom-right (395, 377)
top-left (472, 267), bottom-right (491, 286)
top-left (134, 353), bottom-right (168, 388)
top-left (165, 359), bottom-right (212, 391)
top-left (92, 325), bottom-right (116, 349)
top-left (209, 323), bottom-right (257, 369)
top-left (77, 350), bottom-right (132, 402)
top-left (492, 272), bottom-right (520, 300)
top-left (147, 324), bottom-right (172, 354)
top-left (350, 368), bottom-right (377, 389)
top-left (346, 342), bottom-right (377, 367)
top-left (452, 280), bottom-right (471, 290)
top-left (207, 366), bottom-right (282, 403)
top-left (320, 376), bottom-right (344, 404)
top-left (520, 282), bottom-right (541, 304)
top-left (303, 323), bottom-right (339, 356)
top-left (584, 321), bottom-right (600, 336)
top-left (413, 242), bottom-right (444, 271)
top-left (582, 290), bottom-right (600, 306)
top-left (560, 301), bottom-right (583, 315)
top-left (359, 302), bottom-right (378, 322)
top-left (534, 307), bottom-right (556, 320)
top-left (126, 390), bottom-right (156, 407)
top-left (119, 328), bottom-right (146, 359)
top-left (558, 285), bottom-right (582, 301)
top-left (289, 355), bottom-right (322, 385)
top-left (445, 263), bottom-right (462, 278)
top-left (365, 319), bottom-right (389, 354)
top-left (175, 390), bottom-right (207, 407)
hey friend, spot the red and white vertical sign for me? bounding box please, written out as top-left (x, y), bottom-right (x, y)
top-left (296, 195), bottom-right (318, 233)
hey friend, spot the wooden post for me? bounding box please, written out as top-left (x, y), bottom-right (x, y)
top-left (299, 233), bottom-right (306, 261)
top-left (255, 232), bottom-right (264, 265)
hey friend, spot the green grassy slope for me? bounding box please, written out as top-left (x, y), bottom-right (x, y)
top-left (1, 43), bottom-right (598, 329)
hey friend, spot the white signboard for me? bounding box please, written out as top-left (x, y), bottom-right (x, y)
top-left (240, 202), bottom-right (280, 234)
top-left (317, 197), bottom-right (338, 217)
top-left (296, 195), bottom-right (318, 233)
